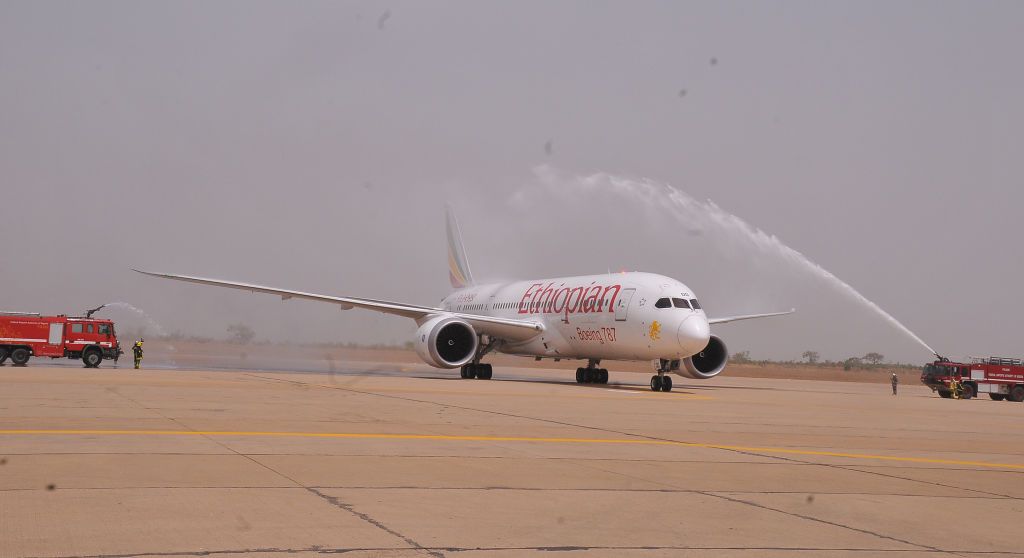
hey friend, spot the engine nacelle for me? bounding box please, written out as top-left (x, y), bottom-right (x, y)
top-left (414, 316), bottom-right (478, 369)
top-left (678, 335), bottom-right (728, 379)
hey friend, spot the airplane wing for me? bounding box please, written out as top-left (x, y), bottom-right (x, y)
top-left (707, 308), bottom-right (795, 325)
top-left (132, 270), bottom-right (544, 342)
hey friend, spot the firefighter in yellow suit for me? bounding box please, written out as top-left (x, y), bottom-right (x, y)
top-left (949, 376), bottom-right (962, 399)
top-left (132, 339), bottom-right (144, 370)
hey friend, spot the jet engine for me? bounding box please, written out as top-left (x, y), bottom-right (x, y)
top-left (678, 335), bottom-right (728, 379)
top-left (414, 316), bottom-right (478, 369)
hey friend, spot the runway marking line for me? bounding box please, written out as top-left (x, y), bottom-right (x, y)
top-left (1, 429), bottom-right (1022, 470)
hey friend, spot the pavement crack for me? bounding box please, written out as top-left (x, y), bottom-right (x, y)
top-left (102, 384), bottom-right (442, 557)
top-left (240, 372), bottom-right (1018, 557)
top-left (698, 491), bottom-right (963, 556)
top-left (306, 487), bottom-right (444, 558)
top-left (27, 543), bottom-right (1022, 557)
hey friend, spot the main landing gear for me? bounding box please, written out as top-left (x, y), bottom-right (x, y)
top-left (650, 359), bottom-right (678, 392)
top-left (460, 362), bottom-right (493, 379)
top-left (460, 336), bottom-right (498, 380)
top-left (576, 359), bottom-right (609, 384)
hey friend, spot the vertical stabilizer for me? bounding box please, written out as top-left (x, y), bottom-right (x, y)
top-left (446, 205), bottom-right (475, 289)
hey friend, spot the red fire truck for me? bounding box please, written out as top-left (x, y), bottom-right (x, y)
top-left (920, 357), bottom-right (1024, 402)
top-left (0, 311), bottom-right (123, 368)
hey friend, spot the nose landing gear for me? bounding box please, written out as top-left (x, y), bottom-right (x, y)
top-left (576, 359), bottom-right (609, 384)
top-left (650, 359), bottom-right (679, 392)
top-left (650, 374), bottom-right (673, 392)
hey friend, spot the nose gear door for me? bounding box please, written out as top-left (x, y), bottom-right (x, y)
top-left (614, 288), bottom-right (635, 321)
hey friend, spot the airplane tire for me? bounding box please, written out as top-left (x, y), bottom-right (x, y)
top-left (466, 365), bottom-right (477, 379)
top-left (10, 347), bottom-right (30, 366)
top-left (661, 376), bottom-right (673, 392)
top-left (650, 375), bottom-right (662, 392)
top-left (598, 369), bottom-right (609, 384)
top-left (989, 393), bottom-right (1005, 401)
top-left (476, 364), bottom-right (492, 380)
top-left (1009, 386), bottom-right (1024, 403)
top-left (575, 368), bottom-right (584, 383)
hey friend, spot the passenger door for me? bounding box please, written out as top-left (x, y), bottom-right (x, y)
top-left (614, 289), bottom-right (635, 321)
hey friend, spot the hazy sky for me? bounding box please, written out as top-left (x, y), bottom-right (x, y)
top-left (2, 1), bottom-right (1022, 364)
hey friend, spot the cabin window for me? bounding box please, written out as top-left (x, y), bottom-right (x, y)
top-left (99, 324), bottom-right (111, 335)
top-left (689, 299), bottom-right (702, 310)
top-left (71, 323), bottom-right (83, 334)
top-left (655, 298), bottom-right (672, 309)
top-left (87, 324), bottom-right (94, 334)
top-left (672, 298), bottom-right (691, 309)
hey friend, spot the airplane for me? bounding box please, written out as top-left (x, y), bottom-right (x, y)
top-left (135, 208), bottom-right (793, 392)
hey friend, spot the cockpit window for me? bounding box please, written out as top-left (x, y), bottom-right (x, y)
top-left (655, 298), bottom-right (672, 309)
top-left (672, 298), bottom-right (691, 309)
top-left (689, 299), bottom-right (702, 310)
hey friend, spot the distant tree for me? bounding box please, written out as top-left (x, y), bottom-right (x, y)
top-left (731, 350), bottom-right (751, 363)
top-left (227, 323), bottom-right (255, 345)
top-left (801, 350), bottom-right (820, 364)
top-left (843, 357), bottom-right (862, 371)
top-left (863, 352), bottom-right (885, 366)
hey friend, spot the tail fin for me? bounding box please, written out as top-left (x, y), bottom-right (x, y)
top-left (446, 205), bottom-right (475, 289)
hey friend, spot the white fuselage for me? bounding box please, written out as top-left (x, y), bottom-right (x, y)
top-left (439, 272), bottom-right (711, 362)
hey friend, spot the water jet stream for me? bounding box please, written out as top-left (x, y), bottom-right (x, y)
top-left (532, 169), bottom-right (938, 358)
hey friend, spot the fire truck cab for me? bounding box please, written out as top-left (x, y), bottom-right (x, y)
top-left (0, 312), bottom-right (123, 368)
top-left (921, 357), bottom-right (1024, 402)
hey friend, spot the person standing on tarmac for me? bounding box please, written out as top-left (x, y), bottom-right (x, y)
top-left (132, 339), bottom-right (144, 369)
top-left (891, 372), bottom-right (899, 395)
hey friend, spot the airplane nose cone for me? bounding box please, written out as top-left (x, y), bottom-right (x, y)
top-left (677, 315), bottom-right (711, 355)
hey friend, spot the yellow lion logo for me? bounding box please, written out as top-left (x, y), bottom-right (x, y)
top-left (649, 320), bottom-right (661, 341)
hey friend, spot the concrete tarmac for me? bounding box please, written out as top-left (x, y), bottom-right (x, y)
top-left (1, 364), bottom-right (1022, 557)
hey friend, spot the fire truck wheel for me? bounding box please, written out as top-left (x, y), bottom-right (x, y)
top-left (10, 347), bottom-right (30, 366)
top-left (938, 390), bottom-right (952, 399)
top-left (82, 348), bottom-right (102, 368)
top-left (989, 393), bottom-right (1006, 401)
top-left (961, 383), bottom-right (975, 399)
top-left (0, 347), bottom-right (7, 364)
top-left (1009, 386), bottom-right (1024, 403)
